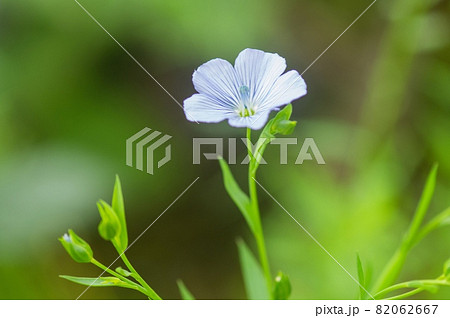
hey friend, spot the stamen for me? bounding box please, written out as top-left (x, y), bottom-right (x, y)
top-left (239, 86), bottom-right (254, 117)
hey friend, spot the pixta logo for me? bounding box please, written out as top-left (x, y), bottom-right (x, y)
top-left (126, 128), bottom-right (172, 175)
top-left (193, 138), bottom-right (325, 165)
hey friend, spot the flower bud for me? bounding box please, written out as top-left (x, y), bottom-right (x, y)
top-left (59, 230), bottom-right (93, 263)
top-left (97, 200), bottom-right (121, 241)
top-left (271, 119), bottom-right (297, 135)
top-left (273, 271), bottom-right (292, 300)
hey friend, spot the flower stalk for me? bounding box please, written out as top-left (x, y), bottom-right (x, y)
top-left (90, 258), bottom-right (148, 295)
top-left (119, 253), bottom-right (161, 300)
top-left (247, 128), bottom-right (272, 293)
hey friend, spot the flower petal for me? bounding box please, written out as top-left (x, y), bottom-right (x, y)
top-left (234, 48), bottom-right (286, 107)
top-left (183, 94), bottom-right (235, 123)
top-left (193, 58), bottom-right (241, 108)
top-left (227, 111), bottom-right (271, 130)
top-left (259, 70), bottom-right (307, 111)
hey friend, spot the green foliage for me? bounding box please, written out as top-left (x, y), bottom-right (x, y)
top-left (58, 230), bottom-right (93, 263)
top-left (59, 176), bottom-right (161, 299)
top-left (372, 164), bottom-right (450, 299)
top-left (97, 200), bottom-right (121, 241)
top-left (251, 105), bottom-right (297, 171)
top-left (269, 104), bottom-right (297, 136)
top-left (404, 163), bottom-right (439, 247)
top-left (373, 164), bottom-right (440, 292)
top-left (115, 266), bottom-right (133, 278)
top-left (60, 275), bottom-right (134, 289)
top-left (375, 276), bottom-right (450, 300)
top-left (2, 0), bottom-right (450, 301)
top-left (414, 207), bottom-right (450, 246)
top-left (111, 176), bottom-right (128, 252)
top-left (177, 280), bottom-right (196, 300)
top-left (219, 108), bottom-right (298, 300)
top-left (273, 271), bottom-right (291, 300)
top-left (236, 239), bottom-right (270, 300)
top-left (218, 158), bottom-right (256, 235)
top-left (259, 104), bottom-right (296, 140)
top-left (356, 254), bottom-right (368, 300)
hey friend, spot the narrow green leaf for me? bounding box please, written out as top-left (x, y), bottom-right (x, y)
top-left (406, 163), bottom-right (439, 244)
top-left (373, 164), bottom-right (440, 292)
top-left (236, 238), bottom-right (270, 300)
top-left (218, 158), bottom-right (256, 235)
top-left (115, 266), bottom-right (133, 278)
top-left (356, 254), bottom-right (367, 300)
top-left (273, 271), bottom-right (291, 300)
top-left (59, 275), bottom-right (134, 289)
top-left (177, 280), bottom-right (195, 300)
top-left (112, 175), bottom-right (128, 252)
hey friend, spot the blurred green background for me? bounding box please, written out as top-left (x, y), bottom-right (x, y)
top-left (1, 0), bottom-right (449, 299)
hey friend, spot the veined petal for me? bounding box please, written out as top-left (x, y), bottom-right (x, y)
top-left (228, 111), bottom-right (271, 130)
top-left (193, 58), bottom-right (241, 108)
top-left (183, 94), bottom-right (235, 123)
top-left (259, 70), bottom-right (307, 111)
top-left (234, 48), bottom-right (286, 107)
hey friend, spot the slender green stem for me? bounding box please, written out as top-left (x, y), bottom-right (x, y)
top-left (374, 276), bottom-right (447, 299)
top-left (247, 128), bottom-right (272, 296)
top-left (372, 244), bottom-right (409, 293)
top-left (413, 207), bottom-right (450, 246)
top-left (91, 258), bottom-right (148, 295)
top-left (384, 288), bottom-right (424, 300)
top-left (246, 128), bottom-right (256, 162)
top-left (120, 253), bottom-right (162, 300)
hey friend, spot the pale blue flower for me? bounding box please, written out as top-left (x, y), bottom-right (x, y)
top-left (184, 48), bottom-right (307, 130)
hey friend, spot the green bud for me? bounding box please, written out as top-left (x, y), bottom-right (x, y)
top-left (271, 119), bottom-right (297, 135)
top-left (260, 104), bottom-right (297, 140)
top-left (59, 229), bottom-right (93, 263)
top-left (273, 271), bottom-right (292, 300)
top-left (270, 104), bottom-right (297, 135)
top-left (97, 200), bottom-right (121, 241)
